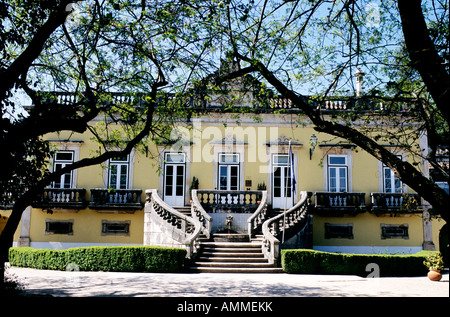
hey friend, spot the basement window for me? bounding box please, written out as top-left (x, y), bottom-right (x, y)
top-left (381, 224), bottom-right (409, 239)
top-left (324, 223), bottom-right (353, 239)
top-left (101, 220), bottom-right (130, 236)
top-left (45, 220), bottom-right (73, 235)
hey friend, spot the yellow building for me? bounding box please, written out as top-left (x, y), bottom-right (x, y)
top-left (2, 88), bottom-right (445, 267)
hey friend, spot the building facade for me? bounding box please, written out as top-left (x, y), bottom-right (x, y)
top-left (1, 90), bottom-right (446, 257)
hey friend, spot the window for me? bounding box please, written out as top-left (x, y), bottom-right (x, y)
top-left (108, 155), bottom-right (129, 189)
top-left (382, 157), bottom-right (403, 193)
top-left (381, 224), bottom-right (409, 239)
top-left (273, 154), bottom-right (289, 166)
top-left (328, 155), bottom-right (348, 192)
top-left (218, 153), bottom-right (239, 190)
top-left (165, 153), bottom-right (186, 164)
top-left (219, 153), bottom-right (239, 164)
top-left (383, 167), bottom-right (403, 193)
top-left (45, 220), bottom-right (73, 235)
top-left (324, 223), bottom-right (354, 239)
top-left (101, 220), bottom-right (130, 235)
top-left (52, 151), bottom-right (74, 188)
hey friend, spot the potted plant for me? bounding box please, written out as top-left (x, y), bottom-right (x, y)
top-left (423, 252), bottom-right (445, 281)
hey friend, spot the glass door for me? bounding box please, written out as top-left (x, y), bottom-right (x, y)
top-left (164, 153), bottom-right (186, 206)
top-left (272, 154), bottom-right (293, 209)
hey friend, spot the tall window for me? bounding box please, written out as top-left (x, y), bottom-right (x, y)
top-left (218, 153), bottom-right (239, 190)
top-left (328, 155), bottom-right (348, 192)
top-left (383, 166), bottom-right (403, 193)
top-left (108, 155), bottom-right (129, 189)
top-left (52, 151), bottom-right (74, 188)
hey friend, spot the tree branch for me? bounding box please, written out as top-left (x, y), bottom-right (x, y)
top-left (0, 0), bottom-right (76, 100)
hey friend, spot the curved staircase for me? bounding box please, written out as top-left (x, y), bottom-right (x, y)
top-left (145, 190), bottom-right (311, 273)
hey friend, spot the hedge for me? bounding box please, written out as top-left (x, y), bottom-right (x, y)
top-left (281, 249), bottom-right (435, 277)
top-left (8, 246), bottom-right (186, 273)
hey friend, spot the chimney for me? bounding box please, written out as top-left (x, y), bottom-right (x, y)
top-left (354, 68), bottom-right (365, 97)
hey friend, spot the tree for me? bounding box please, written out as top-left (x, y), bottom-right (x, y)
top-left (1, 0), bottom-right (448, 290)
top-left (0, 0), bottom-right (215, 290)
top-left (195, 0), bottom-right (448, 224)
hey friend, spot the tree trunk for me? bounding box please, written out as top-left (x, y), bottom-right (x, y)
top-left (0, 196), bottom-right (30, 291)
top-left (397, 0), bottom-right (450, 124)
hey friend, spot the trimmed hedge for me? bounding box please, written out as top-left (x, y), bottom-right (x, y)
top-left (281, 249), bottom-right (435, 277)
top-left (8, 246), bottom-right (186, 273)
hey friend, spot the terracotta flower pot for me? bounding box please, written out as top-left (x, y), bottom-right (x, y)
top-left (427, 269), bottom-right (442, 281)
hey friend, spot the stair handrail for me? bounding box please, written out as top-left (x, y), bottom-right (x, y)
top-left (190, 189), bottom-right (213, 239)
top-left (247, 190), bottom-right (268, 239)
top-left (146, 189), bottom-right (202, 258)
top-left (261, 191), bottom-right (310, 265)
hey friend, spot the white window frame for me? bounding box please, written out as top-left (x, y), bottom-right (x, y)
top-left (52, 151), bottom-right (74, 189)
top-left (49, 141), bottom-right (82, 189)
top-left (383, 165), bottom-right (403, 193)
top-left (108, 155), bottom-right (130, 190)
top-left (271, 154), bottom-right (294, 209)
top-left (163, 152), bottom-right (186, 206)
top-left (165, 152), bottom-right (186, 164)
top-left (218, 153), bottom-right (240, 191)
top-left (210, 137), bottom-right (246, 191)
top-left (327, 155), bottom-right (348, 192)
top-left (378, 153), bottom-right (406, 193)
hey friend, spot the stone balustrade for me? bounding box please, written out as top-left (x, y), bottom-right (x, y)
top-left (89, 188), bottom-right (143, 211)
top-left (30, 91), bottom-right (418, 115)
top-left (195, 190), bottom-right (263, 213)
top-left (144, 189), bottom-right (202, 259)
top-left (247, 191), bottom-right (268, 238)
top-left (313, 192), bottom-right (366, 215)
top-left (192, 190), bottom-right (267, 237)
top-left (370, 192), bottom-right (421, 214)
top-left (190, 190), bottom-right (213, 239)
top-left (32, 188), bottom-right (87, 210)
top-left (261, 191), bottom-right (311, 265)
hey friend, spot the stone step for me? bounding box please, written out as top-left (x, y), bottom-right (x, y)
top-left (202, 249), bottom-right (263, 255)
top-left (189, 267), bottom-right (284, 273)
top-left (193, 262), bottom-right (273, 268)
top-left (201, 252), bottom-right (265, 258)
top-left (189, 235), bottom-right (281, 273)
top-left (197, 257), bottom-right (268, 262)
top-left (173, 206), bottom-right (191, 216)
top-left (212, 233), bottom-right (249, 242)
top-left (201, 241), bottom-right (262, 248)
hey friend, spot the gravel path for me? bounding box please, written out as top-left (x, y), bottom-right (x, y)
top-left (7, 266), bottom-right (449, 297)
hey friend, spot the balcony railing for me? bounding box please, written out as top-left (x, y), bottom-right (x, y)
top-left (28, 91), bottom-right (419, 115)
top-left (195, 190), bottom-right (263, 213)
top-left (313, 192), bottom-right (366, 215)
top-left (370, 192), bottom-right (421, 214)
top-left (89, 189), bottom-right (143, 211)
top-left (32, 188), bottom-right (87, 210)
